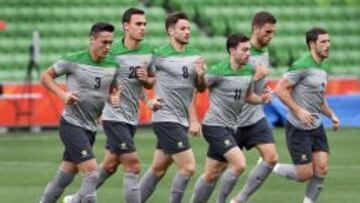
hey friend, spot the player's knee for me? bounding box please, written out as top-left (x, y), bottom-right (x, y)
top-left (102, 162), bottom-right (119, 174)
top-left (263, 153), bottom-right (278, 166)
top-left (179, 164), bottom-right (196, 176)
top-left (231, 162), bottom-right (246, 176)
top-left (315, 164), bottom-right (329, 176)
top-left (123, 159), bottom-right (141, 174)
top-left (204, 170), bottom-right (222, 182)
top-left (297, 169), bottom-right (313, 182)
top-left (151, 165), bottom-right (168, 177)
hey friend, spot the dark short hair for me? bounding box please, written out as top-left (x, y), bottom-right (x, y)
top-left (165, 12), bottom-right (188, 33)
top-left (122, 7), bottom-right (145, 24)
top-left (306, 27), bottom-right (328, 49)
top-left (226, 32), bottom-right (249, 53)
top-left (252, 11), bottom-right (276, 29)
top-left (89, 22), bottom-right (115, 36)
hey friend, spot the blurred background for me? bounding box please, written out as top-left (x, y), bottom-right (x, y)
top-left (0, 0), bottom-right (359, 202)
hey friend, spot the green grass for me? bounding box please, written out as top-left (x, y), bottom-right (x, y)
top-left (0, 128), bottom-right (359, 203)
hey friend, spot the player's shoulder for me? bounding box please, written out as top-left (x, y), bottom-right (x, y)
top-left (289, 53), bottom-right (329, 72)
top-left (61, 50), bottom-right (117, 68)
top-left (208, 59), bottom-right (254, 76)
top-left (110, 41), bottom-right (153, 55)
top-left (153, 43), bottom-right (200, 57)
top-left (60, 50), bottom-right (87, 62)
top-left (288, 54), bottom-right (313, 72)
top-left (250, 46), bottom-right (268, 56)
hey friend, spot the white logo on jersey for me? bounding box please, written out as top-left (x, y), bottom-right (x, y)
top-left (177, 141), bottom-right (184, 148)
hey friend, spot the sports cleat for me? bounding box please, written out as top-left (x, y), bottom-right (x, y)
top-left (62, 195), bottom-right (73, 203)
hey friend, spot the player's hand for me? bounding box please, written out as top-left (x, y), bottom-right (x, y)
top-left (148, 96), bottom-right (163, 111)
top-left (195, 57), bottom-right (206, 77)
top-left (110, 85), bottom-right (122, 108)
top-left (254, 65), bottom-right (269, 81)
top-left (61, 91), bottom-right (80, 105)
top-left (189, 120), bottom-right (202, 137)
top-left (331, 114), bottom-right (340, 131)
top-left (260, 91), bottom-right (272, 103)
top-left (296, 108), bottom-right (314, 127)
top-left (136, 66), bottom-right (148, 83)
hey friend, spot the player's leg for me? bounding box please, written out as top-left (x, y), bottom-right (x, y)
top-left (303, 126), bottom-right (329, 203)
top-left (273, 122), bottom-right (314, 182)
top-left (61, 119), bottom-right (98, 203)
top-left (40, 118), bottom-right (80, 203)
top-left (190, 158), bottom-right (227, 203)
top-left (303, 151), bottom-right (328, 203)
top-left (216, 147), bottom-right (246, 203)
top-left (139, 149), bottom-right (172, 203)
top-left (39, 161), bottom-right (77, 203)
top-left (232, 119), bottom-right (278, 202)
top-left (233, 143), bottom-right (277, 203)
top-left (119, 151), bottom-right (141, 203)
top-left (170, 148), bottom-right (196, 203)
top-left (76, 159), bottom-right (99, 203)
top-left (97, 150), bottom-right (120, 189)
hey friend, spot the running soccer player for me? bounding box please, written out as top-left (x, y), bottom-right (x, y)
top-left (39, 22), bottom-right (119, 203)
top-left (190, 32), bottom-right (271, 203)
top-left (231, 11), bottom-right (278, 203)
top-left (273, 27), bottom-right (340, 203)
top-left (63, 7), bottom-right (155, 203)
top-left (138, 12), bottom-right (206, 203)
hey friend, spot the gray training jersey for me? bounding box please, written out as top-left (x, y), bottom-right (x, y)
top-left (151, 43), bottom-right (200, 126)
top-left (237, 46), bottom-right (269, 127)
top-left (53, 50), bottom-right (118, 132)
top-left (102, 42), bottom-right (153, 125)
top-left (203, 59), bottom-right (254, 130)
top-left (284, 53), bottom-right (329, 130)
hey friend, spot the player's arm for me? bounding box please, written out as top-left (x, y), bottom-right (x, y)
top-left (274, 78), bottom-right (314, 126)
top-left (140, 90), bottom-right (163, 111)
top-left (40, 67), bottom-right (79, 105)
top-left (321, 99), bottom-right (340, 131)
top-left (245, 85), bottom-right (271, 104)
top-left (137, 67), bottom-right (156, 89)
top-left (188, 90), bottom-right (201, 137)
top-left (195, 57), bottom-right (207, 93)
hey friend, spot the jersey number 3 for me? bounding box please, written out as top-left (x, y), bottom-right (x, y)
top-left (94, 77), bottom-right (101, 89)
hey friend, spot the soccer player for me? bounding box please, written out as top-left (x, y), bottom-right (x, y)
top-left (230, 11), bottom-right (278, 203)
top-left (138, 12), bottom-right (206, 203)
top-left (273, 27), bottom-right (340, 203)
top-left (190, 33), bottom-right (271, 203)
top-left (39, 22), bottom-right (119, 203)
top-left (63, 8), bottom-right (156, 203)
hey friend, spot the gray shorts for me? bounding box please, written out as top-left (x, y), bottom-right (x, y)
top-left (103, 121), bottom-right (137, 155)
top-left (153, 122), bottom-right (190, 155)
top-left (202, 125), bottom-right (238, 162)
top-left (59, 117), bottom-right (96, 164)
top-left (286, 122), bottom-right (329, 165)
top-left (235, 117), bottom-right (274, 150)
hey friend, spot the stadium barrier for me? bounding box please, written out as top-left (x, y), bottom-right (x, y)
top-left (0, 79), bottom-right (359, 128)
